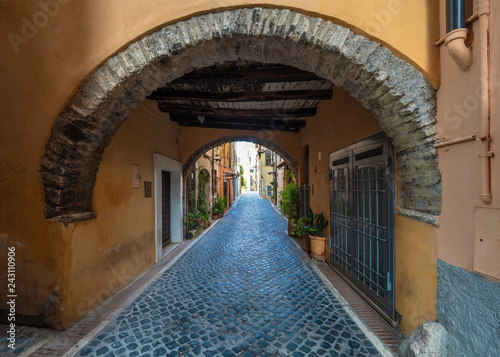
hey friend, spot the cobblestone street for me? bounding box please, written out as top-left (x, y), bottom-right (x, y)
top-left (72, 193), bottom-right (388, 357)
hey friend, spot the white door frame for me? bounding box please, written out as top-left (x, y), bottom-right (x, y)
top-left (153, 153), bottom-right (183, 262)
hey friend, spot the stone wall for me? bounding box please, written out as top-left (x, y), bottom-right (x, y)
top-left (436, 260), bottom-right (500, 356)
top-left (40, 8), bottom-right (440, 225)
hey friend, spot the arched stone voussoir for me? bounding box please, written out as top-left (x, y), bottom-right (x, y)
top-left (41, 7), bottom-right (440, 224)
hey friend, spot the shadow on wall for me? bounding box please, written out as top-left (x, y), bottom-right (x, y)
top-left (1, 0), bottom-right (95, 329)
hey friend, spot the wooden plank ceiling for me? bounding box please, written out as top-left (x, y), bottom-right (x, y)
top-left (147, 61), bottom-right (334, 132)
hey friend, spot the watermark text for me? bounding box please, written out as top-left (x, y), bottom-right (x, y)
top-left (6, 246), bottom-right (16, 349)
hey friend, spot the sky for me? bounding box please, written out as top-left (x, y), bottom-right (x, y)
top-left (235, 141), bottom-right (258, 166)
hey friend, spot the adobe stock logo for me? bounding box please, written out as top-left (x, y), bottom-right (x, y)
top-left (7, 0), bottom-right (72, 54)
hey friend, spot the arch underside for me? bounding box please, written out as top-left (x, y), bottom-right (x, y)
top-left (41, 7), bottom-right (440, 225)
top-left (183, 135), bottom-right (298, 180)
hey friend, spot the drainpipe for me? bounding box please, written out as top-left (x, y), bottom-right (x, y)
top-left (478, 0), bottom-right (492, 203)
top-left (444, 0), bottom-right (492, 203)
top-left (445, 0), bottom-right (472, 71)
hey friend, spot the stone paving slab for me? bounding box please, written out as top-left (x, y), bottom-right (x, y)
top-left (0, 324), bottom-right (57, 356)
top-left (72, 193), bottom-right (387, 357)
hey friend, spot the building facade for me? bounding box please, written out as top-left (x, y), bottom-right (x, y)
top-left (0, 1), bottom-right (499, 355)
top-left (235, 142), bottom-right (257, 192)
top-left (256, 146), bottom-right (280, 203)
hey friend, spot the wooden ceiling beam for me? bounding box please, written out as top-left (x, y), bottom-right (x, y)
top-left (170, 114), bottom-right (307, 128)
top-left (148, 89), bottom-right (332, 101)
top-left (174, 121), bottom-right (303, 132)
top-left (159, 105), bottom-right (317, 118)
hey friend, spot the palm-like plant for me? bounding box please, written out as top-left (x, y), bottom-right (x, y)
top-left (307, 208), bottom-right (328, 237)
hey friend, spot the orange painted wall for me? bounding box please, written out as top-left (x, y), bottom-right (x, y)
top-left (0, 0), bottom-right (441, 329)
top-left (60, 101), bottom-right (180, 326)
top-left (301, 88), bottom-right (438, 334)
top-left (300, 88), bottom-right (381, 224)
top-left (54, 101), bottom-right (179, 326)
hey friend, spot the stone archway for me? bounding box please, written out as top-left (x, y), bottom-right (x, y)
top-left (41, 7), bottom-right (440, 225)
top-left (183, 135), bottom-right (298, 179)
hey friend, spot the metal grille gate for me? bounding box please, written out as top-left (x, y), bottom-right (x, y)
top-left (161, 170), bottom-right (171, 247)
top-left (300, 184), bottom-right (310, 218)
top-left (329, 133), bottom-right (395, 321)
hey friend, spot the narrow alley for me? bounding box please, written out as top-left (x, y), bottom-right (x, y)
top-left (64, 193), bottom-right (388, 357)
top-left (3, 3), bottom-right (500, 356)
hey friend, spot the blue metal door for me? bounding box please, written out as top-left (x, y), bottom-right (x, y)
top-left (329, 133), bottom-right (395, 322)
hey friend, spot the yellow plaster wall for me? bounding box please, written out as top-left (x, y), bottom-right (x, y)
top-left (259, 149), bottom-right (275, 199)
top-left (0, 0), bottom-right (440, 328)
top-left (301, 88), bottom-right (438, 333)
top-left (300, 88), bottom-right (381, 223)
top-left (59, 101), bottom-right (180, 327)
top-left (394, 215), bottom-right (437, 333)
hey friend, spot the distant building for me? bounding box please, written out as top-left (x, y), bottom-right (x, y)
top-left (236, 142), bottom-right (257, 192)
top-left (189, 142), bottom-right (238, 218)
top-left (256, 146), bottom-right (278, 202)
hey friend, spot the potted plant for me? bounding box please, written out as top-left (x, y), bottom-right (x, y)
top-left (203, 213), bottom-right (211, 228)
top-left (307, 209), bottom-right (328, 261)
top-left (212, 207), bottom-right (220, 220)
top-left (213, 195), bottom-right (225, 218)
top-left (187, 212), bottom-right (199, 238)
top-left (221, 196), bottom-right (228, 214)
top-left (291, 216), bottom-right (311, 252)
top-left (279, 182), bottom-right (299, 236)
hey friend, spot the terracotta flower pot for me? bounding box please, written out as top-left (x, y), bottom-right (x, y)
top-left (309, 235), bottom-right (326, 261)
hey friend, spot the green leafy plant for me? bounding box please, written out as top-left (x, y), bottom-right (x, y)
top-left (188, 212), bottom-right (199, 230)
top-left (239, 165), bottom-right (246, 188)
top-left (221, 196), bottom-right (228, 209)
top-left (214, 195), bottom-right (227, 213)
top-left (279, 182), bottom-right (299, 219)
top-left (292, 217), bottom-right (310, 237)
top-left (307, 208), bottom-right (328, 237)
top-left (197, 168), bottom-right (210, 211)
